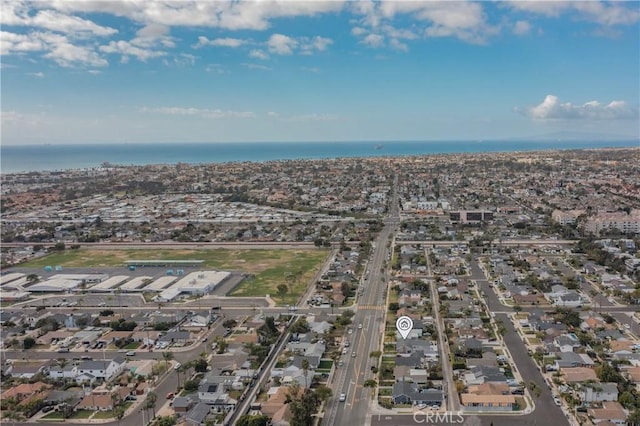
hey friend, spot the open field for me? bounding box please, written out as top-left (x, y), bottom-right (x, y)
top-left (21, 248), bottom-right (330, 305)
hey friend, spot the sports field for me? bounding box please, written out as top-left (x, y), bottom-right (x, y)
top-left (21, 248), bottom-right (330, 305)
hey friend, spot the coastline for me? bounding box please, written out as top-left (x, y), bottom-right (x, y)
top-left (1, 140), bottom-right (639, 174)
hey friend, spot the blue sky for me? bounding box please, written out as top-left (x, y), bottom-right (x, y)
top-left (1, 0), bottom-right (639, 145)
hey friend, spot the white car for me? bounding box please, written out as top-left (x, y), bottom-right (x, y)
top-left (339, 393), bottom-right (346, 402)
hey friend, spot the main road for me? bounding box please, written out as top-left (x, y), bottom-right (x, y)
top-left (323, 175), bottom-right (400, 426)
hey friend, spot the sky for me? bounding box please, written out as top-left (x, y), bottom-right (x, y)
top-left (1, 0), bottom-right (639, 145)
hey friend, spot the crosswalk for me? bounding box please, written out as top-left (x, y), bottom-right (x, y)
top-left (358, 305), bottom-right (386, 311)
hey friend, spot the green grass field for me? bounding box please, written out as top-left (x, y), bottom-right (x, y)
top-left (21, 248), bottom-right (329, 305)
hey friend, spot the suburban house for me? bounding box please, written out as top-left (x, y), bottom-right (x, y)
top-left (577, 382), bottom-right (619, 403)
top-left (392, 380), bottom-right (444, 406)
top-left (75, 357), bottom-right (126, 384)
top-left (197, 371), bottom-right (238, 410)
top-left (587, 401), bottom-right (627, 425)
top-left (460, 393), bottom-right (515, 412)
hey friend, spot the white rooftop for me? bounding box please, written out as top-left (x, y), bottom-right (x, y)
top-left (120, 276), bottom-right (152, 292)
top-left (1, 273), bottom-right (26, 286)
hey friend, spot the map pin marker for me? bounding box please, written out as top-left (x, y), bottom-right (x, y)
top-left (396, 315), bottom-right (413, 340)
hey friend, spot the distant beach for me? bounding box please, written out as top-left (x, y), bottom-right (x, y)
top-left (1, 140), bottom-right (638, 174)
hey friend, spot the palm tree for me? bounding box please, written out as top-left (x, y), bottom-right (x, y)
top-left (145, 391), bottom-right (157, 419)
top-left (301, 358), bottom-right (310, 389)
top-left (114, 405), bottom-right (125, 426)
top-left (162, 351), bottom-right (173, 369)
top-left (176, 364), bottom-right (184, 388)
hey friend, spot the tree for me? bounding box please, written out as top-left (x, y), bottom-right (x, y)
top-left (315, 385), bottom-right (332, 402)
top-left (113, 405), bottom-right (125, 426)
top-left (290, 318), bottom-right (310, 334)
top-left (23, 337), bottom-right (36, 350)
top-left (301, 358), bottom-right (310, 388)
top-left (277, 284), bottom-right (288, 304)
top-left (628, 408), bottom-right (640, 426)
top-left (289, 389), bottom-right (320, 426)
top-left (162, 351), bottom-right (174, 368)
top-left (26, 274), bottom-right (39, 283)
top-left (222, 319), bottom-right (237, 329)
top-left (183, 379), bottom-right (199, 392)
top-left (145, 392), bottom-right (157, 419)
top-left (54, 242), bottom-right (66, 251)
top-left (176, 364), bottom-right (184, 388)
top-left (155, 415), bottom-right (177, 426)
top-left (193, 358), bottom-right (208, 373)
top-left (237, 415), bottom-right (270, 426)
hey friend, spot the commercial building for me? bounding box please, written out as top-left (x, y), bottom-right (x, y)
top-left (87, 276), bottom-right (129, 292)
top-left (157, 271), bottom-right (230, 302)
top-left (449, 210), bottom-right (494, 224)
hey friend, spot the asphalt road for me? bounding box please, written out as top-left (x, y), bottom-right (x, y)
top-left (324, 175), bottom-right (400, 426)
top-left (467, 261), bottom-right (570, 426)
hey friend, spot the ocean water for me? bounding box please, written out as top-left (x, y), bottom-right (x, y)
top-left (1, 140), bottom-right (638, 174)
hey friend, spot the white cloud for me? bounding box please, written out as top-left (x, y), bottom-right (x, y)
top-left (1, 30), bottom-right (108, 67)
top-left (389, 38), bottom-right (408, 52)
top-left (241, 62), bottom-right (272, 71)
top-left (142, 106), bottom-right (255, 119)
top-left (136, 23), bottom-right (169, 39)
top-left (163, 53), bottom-right (196, 67)
top-left (303, 36), bottom-right (332, 53)
top-left (100, 40), bottom-right (166, 62)
top-left (266, 34), bottom-right (332, 55)
top-left (518, 95), bottom-right (638, 120)
top-left (301, 67), bottom-right (321, 73)
top-left (507, 1), bottom-right (640, 26)
top-left (267, 33), bottom-right (298, 55)
top-left (1, 3), bottom-right (118, 37)
top-left (286, 113), bottom-right (339, 122)
top-left (249, 49), bottom-right (269, 60)
top-left (513, 20), bottom-right (531, 35)
top-left (45, 0), bottom-right (345, 31)
top-left (27, 71), bottom-right (44, 77)
top-left (194, 36), bottom-right (248, 49)
top-left (87, 69), bottom-right (102, 75)
top-left (205, 63), bottom-right (226, 74)
top-left (362, 33), bottom-right (384, 48)
top-left (267, 111), bottom-right (339, 122)
top-left (352, 1), bottom-right (497, 46)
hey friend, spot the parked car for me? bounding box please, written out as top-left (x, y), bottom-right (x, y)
top-left (166, 392), bottom-right (174, 399)
top-left (125, 351), bottom-right (135, 356)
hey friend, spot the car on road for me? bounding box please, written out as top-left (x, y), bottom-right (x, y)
top-left (125, 351), bottom-right (135, 356)
top-left (174, 362), bottom-right (182, 370)
top-left (351, 352), bottom-right (356, 358)
top-left (342, 348), bottom-right (348, 355)
top-left (358, 324), bottom-right (363, 329)
top-left (166, 392), bottom-right (174, 399)
top-left (339, 393), bottom-right (346, 402)
top-left (348, 329), bottom-right (353, 334)
top-left (338, 360), bottom-right (344, 367)
top-left (553, 396), bottom-right (562, 406)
